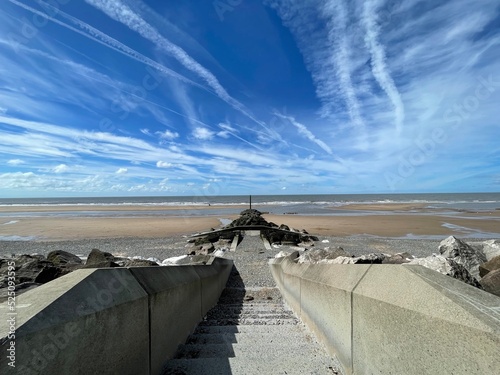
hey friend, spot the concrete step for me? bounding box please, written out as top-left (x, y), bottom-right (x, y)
top-left (204, 311), bottom-right (294, 320)
top-left (198, 317), bottom-right (298, 326)
top-left (194, 324), bottom-right (310, 335)
top-left (186, 331), bottom-right (316, 345)
top-left (162, 356), bottom-right (339, 375)
top-left (174, 341), bottom-right (328, 359)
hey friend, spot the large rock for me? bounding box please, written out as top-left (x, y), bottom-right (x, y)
top-left (297, 247), bottom-right (350, 264)
top-left (408, 255), bottom-right (481, 288)
top-left (479, 269), bottom-right (500, 297)
top-left (382, 252), bottom-right (413, 264)
top-left (479, 255), bottom-right (500, 278)
top-left (121, 259), bottom-right (159, 267)
top-left (481, 239), bottom-right (500, 261)
top-left (85, 248), bottom-right (118, 267)
top-left (327, 253), bottom-right (386, 265)
top-left (47, 250), bottom-right (82, 266)
top-left (438, 236), bottom-right (486, 279)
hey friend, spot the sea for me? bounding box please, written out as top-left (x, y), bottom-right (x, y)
top-left (0, 193), bottom-right (499, 217)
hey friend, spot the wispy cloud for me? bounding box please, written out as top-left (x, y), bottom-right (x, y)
top-left (361, 0), bottom-right (405, 134)
top-left (274, 112), bottom-right (332, 154)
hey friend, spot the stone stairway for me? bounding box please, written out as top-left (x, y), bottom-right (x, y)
top-left (161, 233), bottom-right (341, 375)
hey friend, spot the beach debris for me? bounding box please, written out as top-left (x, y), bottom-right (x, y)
top-left (438, 236), bottom-right (486, 280)
top-left (322, 239), bottom-right (330, 243)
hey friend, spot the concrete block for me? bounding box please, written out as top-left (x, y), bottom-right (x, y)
top-left (300, 264), bottom-right (370, 373)
top-left (0, 269), bottom-right (149, 375)
top-left (352, 265), bottom-right (500, 375)
top-left (129, 266), bottom-right (202, 375)
top-left (194, 258), bottom-right (233, 314)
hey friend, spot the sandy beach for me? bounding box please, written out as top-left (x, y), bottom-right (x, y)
top-left (0, 203), bottom-right (499, 241)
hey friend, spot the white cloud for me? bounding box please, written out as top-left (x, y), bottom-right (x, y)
top-left (0, 107), bottom-right (6, 114)
top-left (156, 161), bottom-right (172, 168)
top-left (193, 127), bottom-right (214, 140)
top-left (53, 164), bottom-right (69, 173)
top-left (116, 168), bottom-right (128, 174)
top-left (7, 159), bottom-right (24, 165)
top-left (156, 129), bottom-right (179, 140)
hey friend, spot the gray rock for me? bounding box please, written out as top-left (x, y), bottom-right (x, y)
top-left (85, 248), bottom-right (117, 266)
top-left (438, 236), bottom-right (486, 279)
top-left (382, 252), bottom-right (413, 264)
top-left (479, 255), bottom-right (500, 278)
top-left (121, 259), bottom-right (159, 267)
top-left (481, 239), bottom-right (500, 261)
top-left (297, 247), bottom-right (351, 264)
top-left (326, 253), bottom-right (386, 264)
top-left (479, 269), bottom-right (500, 297)
top-left (408, 255), bottom-right (481, 288)
top-left (47, 250), bottom-right (82, 266)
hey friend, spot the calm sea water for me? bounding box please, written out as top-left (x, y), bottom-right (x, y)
top-left (0, 193), bottom-right (499, 216)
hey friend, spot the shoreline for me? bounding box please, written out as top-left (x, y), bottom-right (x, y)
top-left (0, 203), bottom-right (499, 241)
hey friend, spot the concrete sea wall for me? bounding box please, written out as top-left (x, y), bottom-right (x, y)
top-left (270, 254), bottom-right (500, 375)
top-left (0, 257), bottom-right (232, 375)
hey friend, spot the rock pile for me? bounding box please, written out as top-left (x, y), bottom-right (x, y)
top-left (290, 236), bottom-right (500, 297)
top-left (0, 248), bottom-right (207, 302)
top-left (189, 209), bottom-right (318, 255)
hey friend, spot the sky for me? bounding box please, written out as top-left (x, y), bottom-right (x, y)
top-left (1, 0), bottom-right (499, 198)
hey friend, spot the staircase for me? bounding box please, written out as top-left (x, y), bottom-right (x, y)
top-left (161, 233), bottom-right (341, 375)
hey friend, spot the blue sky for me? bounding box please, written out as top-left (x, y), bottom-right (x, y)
top-left (1, 0), bottom-right (499, 197)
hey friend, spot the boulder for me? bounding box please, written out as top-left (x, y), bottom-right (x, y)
top-left (200, 242), bottom-right (215, 254)
top-left (479, 255), bottom-right (500, 278)
top-left (408, 255), bottom-right (481, 288)
top-left (47, 250), bottom-right (82, 266)
top-left (121, 259), bottom-right (159, 267)
top-left (297, 247), bottom-right (350, 264)
top-left (480, 269), bottom-right (500, 297)
top-left (279, 224), bottom-right (290, 231)
top-left (438, 236), bottom-right (486, 279)
top-left (481, 239), bottom-right (500, 261)
top-left (85, 248), bottom-right (117, 267)
top-left (327, 253), bottom-right (386, 265)
top-left (382, 252), bottom-right (413, 264)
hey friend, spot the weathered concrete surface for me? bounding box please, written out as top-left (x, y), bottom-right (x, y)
top-left (0, 257), bottom-right (233, 375)
top-left (0, 268), bottom-right (149, 375)
top-left (270, 255), bottom-right (500, 375)
top-left (353, 265), bottom-right (500, 375)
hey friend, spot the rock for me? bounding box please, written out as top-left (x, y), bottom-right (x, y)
top-left (382, 252), bottom-right (413, 264)
top-left (408, 255), bottom-right (481, 288)
top-left (82, 261), bottom-right (120, 269)
top-left (47, 250), bottom-right (82, 266)
top-left (85, 248), bottom-right (117, 266)
top-left (481, 239), bottom-right (500, 261)
top-left (279, 224), bottom-right (290, 231)
top-left (275, 251), bottom-right (290, 258)
top-left (16, 258), bottom-right (61, 284)
top-left (121, 259), bottom-right (159, 267)
top-left (479, 255), bottom-right (500, 278)
top-left (480, 269), bottom-right (500, 297)
top-left (162, 255), bottom-right (211, 266)
top-left (200, 242), bottom-right (215, 254)
top-left (297, 247), bottom-right (350, 264)
top-left (212, 249), bottom-right (226, 258)
top-left (438, 236), bottom-right (486, 279)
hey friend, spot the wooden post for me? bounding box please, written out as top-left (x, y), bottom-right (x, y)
top-left (249, 195), bottom-right (252, 210)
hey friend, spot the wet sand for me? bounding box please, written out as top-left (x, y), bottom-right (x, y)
top-left (0, 203), bottom-right (499, 241)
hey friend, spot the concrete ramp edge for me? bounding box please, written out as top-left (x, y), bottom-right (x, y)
top-left (269, 255), bottom-right (500, 375)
